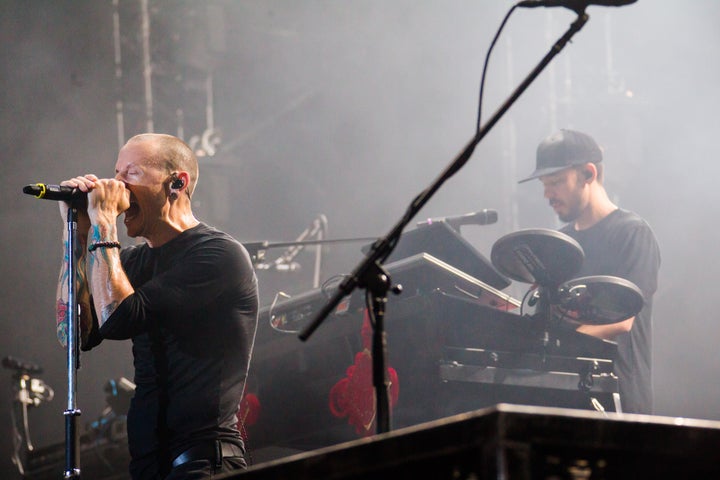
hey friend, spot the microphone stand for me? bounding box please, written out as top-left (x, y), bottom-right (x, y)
top-left (255, 215), bottom-right (330, 288)
top-left (243, 236), bottom-right (379, 260)
top-left (64, 204), bottom-right (82, 478)
top-left (245, 235), bottom-right (379, 294)
top-left (299, 10), bottom-right (590, 435)
top-left (244, 236), bottom-right (378, 280)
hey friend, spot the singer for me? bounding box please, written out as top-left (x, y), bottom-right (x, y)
top-left (519, 129), bottom-right (660, 414)
top-left (55, 133), bottom-right (258, 479)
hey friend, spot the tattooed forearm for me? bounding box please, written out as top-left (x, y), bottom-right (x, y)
top-left (60, 238), bottom-right (90, 292)
top-left (85, 221), bottom-right (134, 329)
top-left (56, 299), bottom-right (69, 347)
top-left (59, 240), bottom-right (71, 288)
top-left (90, 224), bottom-right (118, 244)
top-left (88, 247), bottom-right (121, 326)
top-left (57, 237), bottom-right (91, 347)
top-left (87, 251), bottom-right (95, 286)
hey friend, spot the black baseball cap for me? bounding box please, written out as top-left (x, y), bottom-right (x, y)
top-left (518, 129), bottom-right (603, 183)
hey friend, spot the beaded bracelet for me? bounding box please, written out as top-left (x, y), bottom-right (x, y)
top-left (88, 241), bottom-right (122, 252)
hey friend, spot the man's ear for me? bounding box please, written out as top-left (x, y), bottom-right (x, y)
top-left (170, 171), bottom-right (190, 193)
top-left (583, 163), bottom-right (597, 182)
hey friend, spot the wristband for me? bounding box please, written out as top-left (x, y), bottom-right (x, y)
top-left (88, 241), bottom-right (122, 252)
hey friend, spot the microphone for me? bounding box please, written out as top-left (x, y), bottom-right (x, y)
top-left (417, 209), bottom-right (498, 230)
top-left (23, 183), bottom-right (85, 201)
top-left (518, 0), bottom-right (637, 11)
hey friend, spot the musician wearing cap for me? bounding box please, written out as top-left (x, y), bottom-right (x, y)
top-left (519, 129), bottom-right (660, 414)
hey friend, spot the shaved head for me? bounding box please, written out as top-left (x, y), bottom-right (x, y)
top-left (126, 133), bottom-right (199, 197)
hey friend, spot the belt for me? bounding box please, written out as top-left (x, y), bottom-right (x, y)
top-left (172, 440), bottom-right (244, 469)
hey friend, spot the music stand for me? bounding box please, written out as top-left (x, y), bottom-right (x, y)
top-left (364, 222), bottom-right (510, 290)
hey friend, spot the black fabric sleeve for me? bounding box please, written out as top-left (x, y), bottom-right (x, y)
top-left (99, 237), bottom-right (254, 340)
top-left (613, 220), bottom-right (661, 301)
top-left (80, 299), bottom-right (103, 351)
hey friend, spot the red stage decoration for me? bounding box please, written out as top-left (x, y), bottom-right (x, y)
top-left (237, 392), bottom-right (261, 441)
top-left (328, 309), bottom-right (400, 436)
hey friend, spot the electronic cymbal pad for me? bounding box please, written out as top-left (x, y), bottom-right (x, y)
top-left (490, 229), bottom-right (584, 286)
top-left (556, 275), bottom-right (645, 325)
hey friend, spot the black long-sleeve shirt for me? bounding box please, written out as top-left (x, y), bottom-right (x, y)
top-left (97, 223), bottom-right (258, 468)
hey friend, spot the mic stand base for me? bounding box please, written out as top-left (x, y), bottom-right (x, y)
top-left (63, 409), bottom-right (81, 479)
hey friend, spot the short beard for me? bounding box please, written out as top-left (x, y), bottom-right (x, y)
top-left (557, 202), bottom-right (582, 223)
top-left (558, 211), bottom-right (577, 223)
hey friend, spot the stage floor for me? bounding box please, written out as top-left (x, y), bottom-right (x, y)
top-left (229, 403), bottom-right (720, 480)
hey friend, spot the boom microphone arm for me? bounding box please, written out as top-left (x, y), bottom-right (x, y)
top-left (299, 10), bottom-right (591, 435)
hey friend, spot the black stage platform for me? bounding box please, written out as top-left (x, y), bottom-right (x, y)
top-left (227, 404), bottom-right (720, 480)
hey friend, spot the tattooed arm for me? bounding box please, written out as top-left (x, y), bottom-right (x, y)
top-left (84, 178), bottom-right (133, 328)
top-left (55, 198), bottom-right (93, 348)
top-left (55, 174), bottom-right (132, 346)
top-left (86, 222), bottom-right (133, 327)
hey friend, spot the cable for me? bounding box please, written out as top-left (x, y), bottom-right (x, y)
top-left (477, 5), bottom-right (520, 132)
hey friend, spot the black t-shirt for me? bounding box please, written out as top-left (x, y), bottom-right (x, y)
top-left (561, 209), bottom-right (660, 414)
top-left (97, 223), bottom-right (259, 467)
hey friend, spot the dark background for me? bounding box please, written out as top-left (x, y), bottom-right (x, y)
top-left (2, 0), bottom-right (719, 476)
